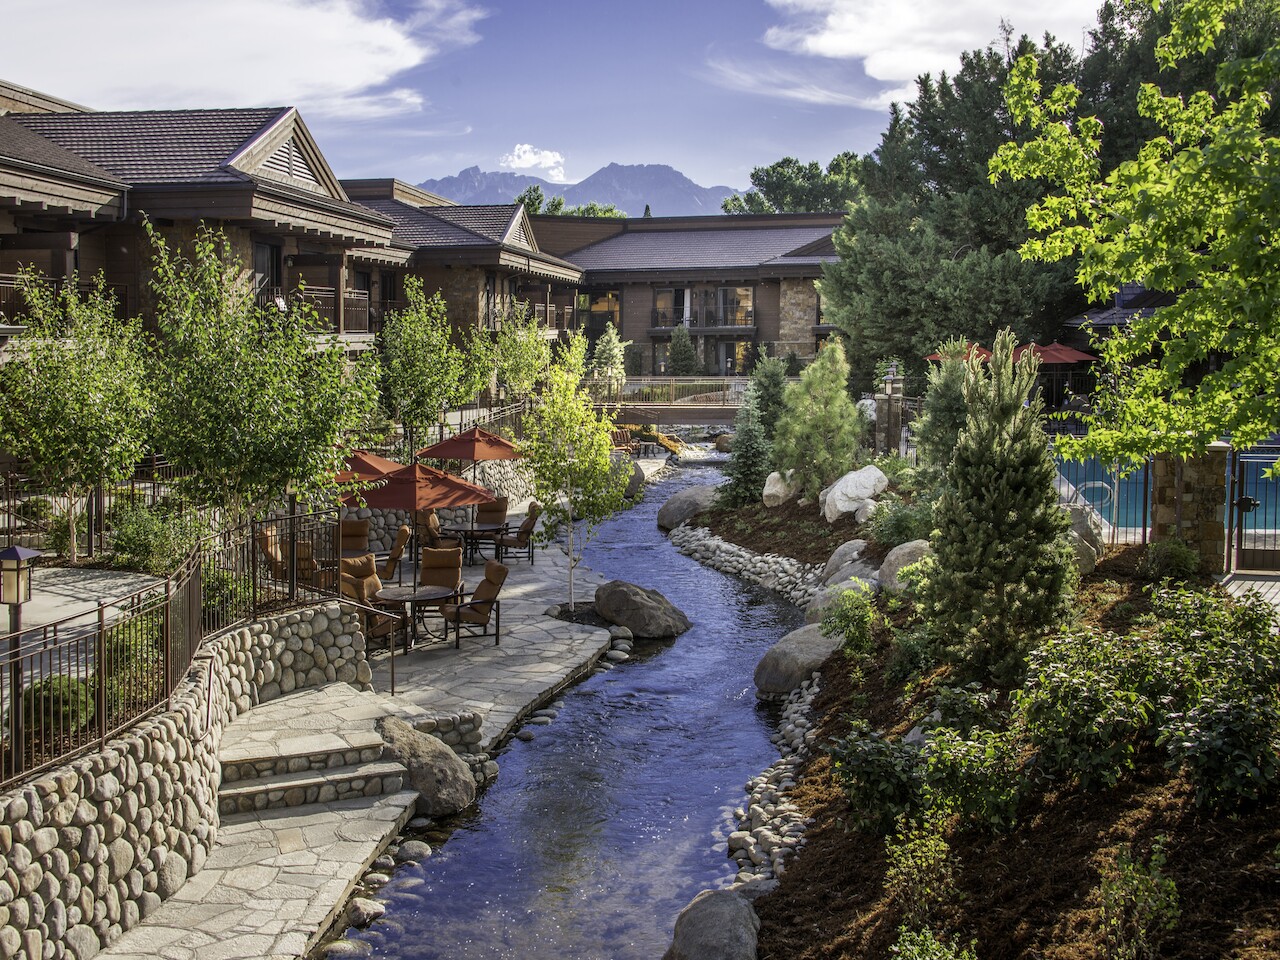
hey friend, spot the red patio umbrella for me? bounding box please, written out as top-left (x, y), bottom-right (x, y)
top-left (343, 463), bottom-right (495, 512)
top-left (416, 426), bottom-right (522, 462)
top-left (335, 449), bottom-right (405, 485)
top-left (1014, 341), bottom-right (1097, 364)
top-left (924, 342), bottom-right (992, 362)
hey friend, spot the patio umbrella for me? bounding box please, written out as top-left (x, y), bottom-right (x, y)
top-left (1014, 342), bottom-right (1097, 365)
top-left (416, 426), bottom-right (522, 462)
top-left (924, 342), bottom-right (992, 362)
top-left (334, 449), bottom-right (405, 485)
top-left (343, 463), bottom-right (494, 512)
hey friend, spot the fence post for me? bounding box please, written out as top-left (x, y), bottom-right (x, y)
top-left (288, 495), bottom-right (298, 603)
top-left (96, 602), bottom-right (106, 750)
top-left (250, 519), bottom-right (260, 621)
top-left (7, 629), bottom-right (22, 778)
top-left (163, 578), bottom-right (173, 709)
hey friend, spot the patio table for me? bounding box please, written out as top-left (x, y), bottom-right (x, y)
top-left (374, 583), bottom-right (460, 651)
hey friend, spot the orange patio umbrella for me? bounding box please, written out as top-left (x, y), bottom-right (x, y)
top-left (335, 449), bottom-right (405, 485)
top-left (1013, 341), bottom-right (1097, 364)
top-left (416, 426), bottom-right (522, 462)
top-left (342, 463), bottom-right (495, 512)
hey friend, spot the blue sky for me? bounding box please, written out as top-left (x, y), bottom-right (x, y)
top-left (8, 0), bottom-right (1102, 190)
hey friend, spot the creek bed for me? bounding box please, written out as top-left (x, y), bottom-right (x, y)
top-left (346, 463), bottom-right (802, 960)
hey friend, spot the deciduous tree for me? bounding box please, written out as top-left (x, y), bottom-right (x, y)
top-left (494, 303), bottom-right (551, 398)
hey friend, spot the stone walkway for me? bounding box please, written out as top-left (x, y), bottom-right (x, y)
top-left (1221, 571), bottom-right (1280, 612)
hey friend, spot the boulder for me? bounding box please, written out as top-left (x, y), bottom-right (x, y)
top-left (1069, 530), bottom-right (1099, 577)
top-left (715, 433), bottom-right (735, 453)
top-left (754, 623), bottom-right (843, 695)
top-left (762, 470), bottom-right (798, 508)
top-left (878, 539), bottom-right (931, 594)
top-left (657, 485), bottom-right (719, 531)
top-left (822, 539), bottom-right (869, 581)
top-left (595, 580), bottom-right (692, 638)
top-left (1063, 502), bottom-right (1106, 560)
top-left (375, 716), bottom-right (476, 817)
top-left (824, 557), bottom-right (879, 587)
top-left (823, 466), bottom-right (890, 523)
top-left (663, 889), bottom-right (760, 960)
top-left (805, 579), bottom-right (877, 623)
top-left (857, 397), bottom-right (877, 423)
top-left (855, 499), bottom-right (879, 524)
top-left (623, 460), bottom-right (645, 500)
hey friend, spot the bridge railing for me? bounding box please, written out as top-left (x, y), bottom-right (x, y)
top-left (587, 377), bottom-right (799, 406)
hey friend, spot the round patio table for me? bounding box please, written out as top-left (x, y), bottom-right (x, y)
top-left (374, 584), bottom-right (461, 651)
top-left (442, 523), bottom-right (508, 565)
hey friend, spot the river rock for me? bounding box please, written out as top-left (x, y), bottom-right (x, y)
top-left (761, 470), bottom-right (798, 508)
top-left (657, 486), bottom-right (719, 531)
top-left (663, 889), bottom-right (760, 960)
top-left (347, 898), bottom-right (385, 927)
top-left (375, 717), bottom-right (476, 817)
top-left (805, 579), bottom-right (876, 623)
top-left (595, 581), bottom-right (692, 638)
top-left (715, 433), bottom-right (734, 453)
top-left (754, 624), bottom-right (842, 696)
top-left (623, 460), bottom-right (645, 500)
top-left (878, 539), bottom-right (931, 594)
top-left (823, 466), bottom-right (890, 523)
top-left (1063, 502), bottom-right (1106, 575)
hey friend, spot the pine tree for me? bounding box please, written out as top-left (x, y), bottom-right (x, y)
top-left (718, 383), bottom-right (772, 507)
top-left (916, 329), bottom-right (1074, 678)
top-left (772, 340), bottom-right (866, 501)
top-left (750, 354), bottom-right (788, 443)
top-left (913, 338), bottom-right (971, 472)
top-left (668, 324), bottom-right (699, 376)
top-left (589, 321), bottom-right (629, 387)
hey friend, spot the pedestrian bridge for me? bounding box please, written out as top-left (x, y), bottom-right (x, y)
top-left (588, 376), bottom-right (782, 427)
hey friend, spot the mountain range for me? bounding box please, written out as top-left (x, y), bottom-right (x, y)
top-left (416, 163), bottom-right (740, 217)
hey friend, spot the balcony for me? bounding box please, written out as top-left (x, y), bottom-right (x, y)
top-left (257, 286), bottom-right (375, 335)
top-left (0, 273), bottom-right (129, 322)
top-left (650, 308), bottom-right (756, 336)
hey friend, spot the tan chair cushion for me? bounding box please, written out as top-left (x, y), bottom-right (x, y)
top-left (418, 546), bottom-right (463, 591)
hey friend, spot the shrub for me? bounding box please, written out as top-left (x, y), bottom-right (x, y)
top-left (869, 493), bottom-right (935, 549)
top-left (913, 338), bottom-right (969, 472)
top-left (888, 625), bottom-right (938, 683)
top-left (110, 502), bottom-right (203, 575)
top-left (1159, 690), bottom-right (1280, 806)
top-left (1137, 539), bottom-right (1200, 582)
top-left (884, 809), bottom-right (957, 927)
top-left (717, 383), bottom-right (773, 508)
top-left (15, 675), bottom-right (94, 735)
top-left (821, 582), bottom-right (877, 656)
top-left (1100, 837), bottom-right (1180, 960)
top-left (750, 355), bottom-right (788, 443)
top-left (773, 340), bottom-right (866, 501)
top-left (933, 683), bottom-right (1003, 737)
top-left (891, 927), bottom-right (978, 960)
top-left (202, 567), bottom-right (253, 632)
top-left (827, 721), bottom-right (924, 833)
top-left (99, 612), bottom-right (164, 717)
top-left (923, 726), bottom-right (1024, 830)
top-left (47, 509), bottom-right (86, 559)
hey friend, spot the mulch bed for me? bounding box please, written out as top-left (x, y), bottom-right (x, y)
top-left (550, 602), bottom-right (612, 629)
top-left (694, 498), bottom-right (867, 567)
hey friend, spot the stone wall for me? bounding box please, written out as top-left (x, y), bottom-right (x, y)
top-left (1152, 442), bottom-right (1229, 575)
top-left (0, 602), bottom-right (369, 959)
top-left (774, 278), bottom-right (818, 361)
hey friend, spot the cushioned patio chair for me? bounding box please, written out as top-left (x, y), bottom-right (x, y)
top-left (414, 546), bottom-right (464, 632)
top-left (339, 553), bottom-right (405, 649)
top-left (440, 560), bottom-right (509, 648)
top-left (256, 526), bottom-right (319, 583)
top-left (496, 502), bottom-right (541, 565)
top-left (380, 524), bottom-right (411, 583)
top-left (416, 508), bottom-right (462, 550)
top-left (340, 518), bottom-right (371, 554)
top-left (470, 496), bottom-right (510, 558)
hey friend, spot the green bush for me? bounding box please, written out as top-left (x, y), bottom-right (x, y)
top-left (15, 675), bottom-right (94, 735)
top-left (202, 567), bottom-right (253, 632)
top-left (827, 721), bottom-right (924, 833)
top-left (110, 502), bottom-right (203, 575)
top-left (47, 509), bottom-right (86, 558)
top-left (868, 492), bottom-right (935, 549)
top-left (934, 683), bottom-right (1002, 737)
top-left (99, 612), bottom-right (164, 717)
top-left (923, 726), bottom-right (1024, 830)
top-left (884, 809), bottom-right (957, 927)
top-left (1137, 539), bottom-right (1200, 582)
top-left (820, 582), bottom-right (877, 656)
top-left (888, 625), bottom-right (938, 683)
top-left (890, 927), bottom-right (978, 960)
top-left (1100, 837), bottom-right (1180, 960)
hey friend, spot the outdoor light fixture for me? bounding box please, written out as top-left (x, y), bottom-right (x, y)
top-left (0, 546), bottom-right (41, 633)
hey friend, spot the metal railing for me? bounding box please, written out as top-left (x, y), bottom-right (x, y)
top-left (650, 309), bottom-right (756, 329)
top-left (1054, 452), bottom-right (1152, 546)
top-left (587, 377), bottom-right (800, 406)
top-left (0, 274), bottom-right (130, 322)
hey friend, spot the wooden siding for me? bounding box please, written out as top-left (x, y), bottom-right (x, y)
top-left (754, 279), bottom-right (781, 344)
top-left (528, 216), bottom-right (627, 257)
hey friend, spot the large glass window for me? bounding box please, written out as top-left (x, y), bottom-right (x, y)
top-left (716, 286), bottom-right (753, 324)
top-left (252, 241), bottom-right (281, 295)
top-left (654, 288), bottom-right (690, 325)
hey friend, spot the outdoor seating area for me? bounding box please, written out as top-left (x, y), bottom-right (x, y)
top-left (439, 559), bottom-right (509, 648)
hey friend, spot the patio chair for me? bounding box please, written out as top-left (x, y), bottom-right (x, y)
top-left (440, 560), bottom-right (509, 648)
top-left (340, 518), bottom-right (370, 554)
top-left (380, 524), bottom-right (411, 583)
top-left (470, 496), bottom-right (510, 557)
top-left (415, 546), bottom-right (465, 631)
top-left (255, 526), bottom-right (319, 583)
top-left (611, 428), bottom-right (637, 454)
top-left (339, 553), bottom-right (404, 648)
top-left (496, 502), bottom-right (541, 565)
top-left (416, 508), bottom-right (462, 550)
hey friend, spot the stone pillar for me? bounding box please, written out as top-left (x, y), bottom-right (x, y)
top-left (1151, 441), bottom-right (1229, 575)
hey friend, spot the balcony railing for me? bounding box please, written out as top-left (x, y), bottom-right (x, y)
top-left (650, 308), bottom-right (755, 330)
top-left (0, 274), bottom-right (129, 322)
top-left (256, 286), bottom-right (374, 335)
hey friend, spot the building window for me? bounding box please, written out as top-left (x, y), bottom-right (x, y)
top-left (583, 290), bottom-right (620, 331)
top-left (252, 242), bottom-right (282, 296)
top-left (716, 286), bottom-right (753, 325)
top-left (654, 288), bottom-right (690, 326)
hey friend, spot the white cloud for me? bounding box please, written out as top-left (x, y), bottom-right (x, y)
top-left (4, 0), bottom-right (486, 119)
top-left (499, 144), bottom-right (567, 182)
top-left (706, 58), bottom-right (910, 111)
top-left (763, 0), bottom-right (1099, 83)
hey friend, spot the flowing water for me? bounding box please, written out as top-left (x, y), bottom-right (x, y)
top-left (350, 462), bottom-right (802, 960)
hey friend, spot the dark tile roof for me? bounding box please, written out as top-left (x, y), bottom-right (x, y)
top-left (1067, 289), bottom-right (1178, 328)
top-left (567, 225), bottom-right (836, 272)
top-left (0, 116), bottom-right (126, 186)
top-left (357, 198), bottom-right (494, 247)
top-left (10, 108), bottom-right (289, 184)
top-left (422, 205), bottom-right (519, 244)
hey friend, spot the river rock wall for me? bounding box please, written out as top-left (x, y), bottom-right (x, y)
top-left (0, 603), bottom-right (368, 960)
top-left (667, 524), bottom-right (823, 607)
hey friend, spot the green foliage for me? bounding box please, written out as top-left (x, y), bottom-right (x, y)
top-left (1100, 837), bottom-right (1180, 960)
top-left (382, 277), bottom-right (494, 440)
top-left (749, 354), bottom-right (788, 444)
top-left (514, 184), bottom-right (545, 213)
top-left (717, 384), bottom-right (773, 509)
top-left (147, 223), bottom-right (378, 521)
top-left (827, 721), bottom-right (924, 833)
top-left (589, 321), bottom-right (630, 385)
top-left (1137, 539), bottom-right (1200, 583)
top-left (47, 509), bottom-right (86, 560)
top-left (890, 928), bottom-right (978, 960)
top-left (820, 582), bottom-right (877, 656)
top-left (915, 330), bottom-right (1074, 678)
top-left (623, 343), bottom-right (643, 377)
top-left (772, 340), bottom-right (866, 501)
top-left (201, 567), bottom-right (253, 633)
top-left (914, 339), bottom-right (972, 472)
top-left (884, 809), bottom-right (957, 928)
top-left (110, 502), bottom-right (204, 576)
top-left (494, 304), bottom-right (552, 398)
top-left (889, 625), bottom-right (939, 683)
top-left (991, 0), bottom-right (1280, 469)
top-left (722, 153), bottom-right (859, 214)
top-left (520, 363), bottom-right (630, 610)
top-left (783, 351), bottom-right (804, 377)
top-left (923, 726), bottom-right (1024, 830)
top-left (16, 675), bottom-right (94, 735)
top-left (868, 493), bottom-right (935, 549)
top-left (668, 324), bottom-right (699, 376)
top-left (99, 612), bottom-right (164, 717)
top-left (554, 330), bottom-right (590, 380)
top-left (543, 197), bottom-right (627, 218)
top-left (0, 269), bottom-right (151, 563)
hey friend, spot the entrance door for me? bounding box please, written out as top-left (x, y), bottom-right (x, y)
top-left (1229, 447), bottom-right (1280, 571)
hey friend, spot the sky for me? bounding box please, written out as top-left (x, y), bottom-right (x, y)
top-left (6, 0), bottom-right (1103, 190)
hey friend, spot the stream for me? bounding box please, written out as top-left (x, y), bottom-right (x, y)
top-left (347, 461), bottom-right (802, 960)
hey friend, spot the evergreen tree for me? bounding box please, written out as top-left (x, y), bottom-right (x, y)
top-left (668, 324), bottom-right (699, 376)
top-left (772, 340), bottom-right (866, 501)
top-left (717, 383), bottom-right (772, 508)
top-left (916, 329), bottom-right (1074, 679)
top-left (912, 338), bottom-right (971, 471)
top-left (750, 354), bottom-right (788, 443)
top-left (589, 321), bottom-right (629, 387)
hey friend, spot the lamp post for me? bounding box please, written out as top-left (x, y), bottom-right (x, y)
top-left (0, 546), bottom-right (40, 635)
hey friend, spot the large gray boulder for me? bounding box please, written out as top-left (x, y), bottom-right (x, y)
top-left (805, 578), bottom-right (877, 624)
top-left (762, 470), bottom-right (798, 508)
top-left (822, 539), bottom-right (869, 580)
top-left (754, 623), bottom-right (843, 696)
top-left (623, 460), bottom-right (645, 500)
top-left (1063, 502), bottom-right (1106, 575)
top-left (663, 889), bottom-right (760, 960)
top-left (878, 539), bottom-right (931, 594)
top-left (375, 716), bottom-right (475, 817)
top-left (657, 485), bottom-right (719, 531)
top-left (824, 466), bottom-right (890, 523)
top-left (595, 580), bottom-right (692, 638)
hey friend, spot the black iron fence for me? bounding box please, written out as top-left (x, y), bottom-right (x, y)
top-left (0, 507), bottom-right (339, 789)
top-left (1053, 451), bottom-right (1153, 546)
top-left (1228, 446), bottom-right (1280, 572)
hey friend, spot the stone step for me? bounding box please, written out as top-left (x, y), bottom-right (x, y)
top-left (220, 729), bottom-right (386, 784)
top-left (218, 759), bottom-right (408, 816)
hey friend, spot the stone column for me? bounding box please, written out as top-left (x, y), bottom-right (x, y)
top-left (1151, 441), bottom-right (1229, 575)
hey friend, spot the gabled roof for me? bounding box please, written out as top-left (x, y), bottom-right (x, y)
top-left (0, 117), bottom-right (126, 188)
top-left (11, 107), bottom-right (290, 184)
top-left (423, 204), bottom-right (531, 247)
top-left (1067, 288), bottom-right (1178, 328)
top-left (357, 198), bottom-right (496, 247)
top-left (566, 225), bottom-right (836, 273)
